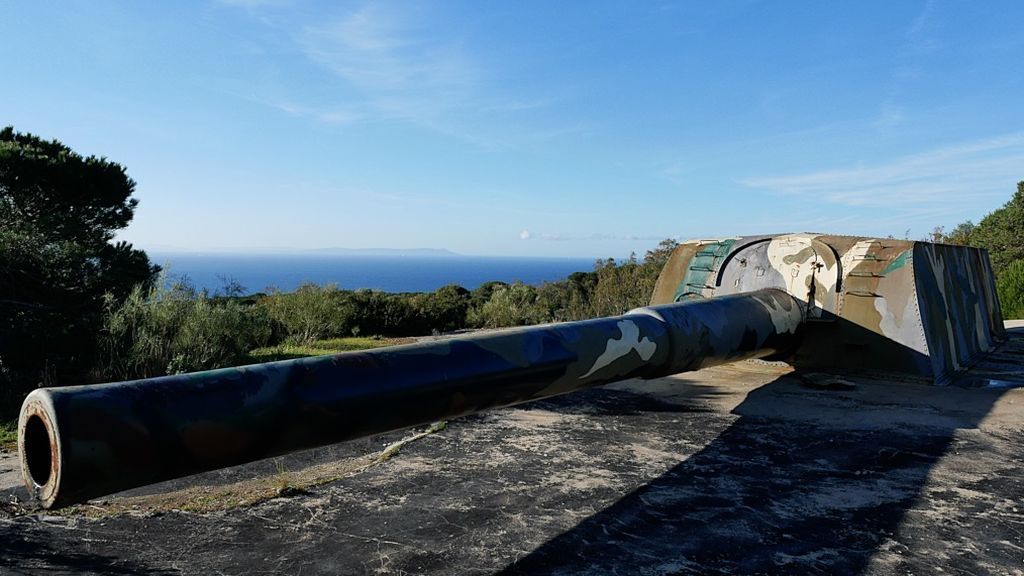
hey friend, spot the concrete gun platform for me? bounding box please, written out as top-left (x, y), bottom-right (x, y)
top-left (2, 323), bottom-right (1023, 575)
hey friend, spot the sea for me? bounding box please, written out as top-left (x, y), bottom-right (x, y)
top-left (150, 253), bottom-right (598, 294)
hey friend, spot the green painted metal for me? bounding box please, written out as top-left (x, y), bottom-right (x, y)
top-left (672, 239), bottom-right (736, 302)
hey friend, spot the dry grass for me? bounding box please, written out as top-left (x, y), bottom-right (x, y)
top-left (249, 336), bottom-right (415, 362)
top-left (64, 421), bottom-right (447, 518)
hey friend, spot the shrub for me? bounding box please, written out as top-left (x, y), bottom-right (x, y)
top-left (462, 248), bottom-right (669, 329)
top-left (534, 275), bottom-right (593, 322)
top-left (468, 282), bottom-right (547, 328)
top-left (997, 259), bottom-right (1024, 320)
top-left (259, 283), bottom-right (354, 343)
top-left (587, 255), bottom-right (659, 317)
top-left (410, 284), bottom-right (471, 333)
top-left (99, 280), bottom-right (272, 380)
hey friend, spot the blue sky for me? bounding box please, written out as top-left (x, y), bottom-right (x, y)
top-left (3, 1), bottom-right (1023, 257)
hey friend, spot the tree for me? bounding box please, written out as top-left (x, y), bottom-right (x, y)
top-left (644, 238), bottom-right (680, 268)
top-left (0, 127), bottom-right (158, 403)
top-left (413, 284), bottom-right (470, 333)
top-left (469, 281), bottom-right (509, 313)
top-left (997, 260), bottom-right (1024, 320)
top-left (969, 182), bottom-right (1024, 274)
top-left (933, 182), bottom-right (1023, 319)
top-left (469, 283), bottom-right (546, 328)
top-left (589, 258), bottom-right (654, 317)
top-left (941, 222), bottom-right (976, 246)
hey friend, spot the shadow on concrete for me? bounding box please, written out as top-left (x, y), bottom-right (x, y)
top-left (0, 529), bottom-right (175, 576)
top-left (498, 368), bottom-right (1010, 574)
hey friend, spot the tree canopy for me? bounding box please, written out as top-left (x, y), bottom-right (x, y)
top-left (969, 181), bottom-right (1024, 274)
top-left (0, 127), bottom-right (157, 403)
top-left (937, 181), bottom-right (1024, 275)
top-left (1, 127), bottom-right (138, 247)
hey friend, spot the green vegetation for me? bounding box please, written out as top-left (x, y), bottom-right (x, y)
top-left (260, 282), bottom-right (471, 341)
top-left (260, 283), bottom-right (351, 343)
top-left (997, 260), bottom-right (1024, 320)
top-left (0, 419), bottom-right (16, 451)
top-left (249, 336), bottom-right (416, 362)
top-left (1, 127), bottom-right (158, 408)
top-left (244, 241), bottom-right (678, 355)
top-left (98, 280), bottom-right (273, 380)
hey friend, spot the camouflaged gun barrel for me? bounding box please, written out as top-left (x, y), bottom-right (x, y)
top-left (19, 288), bottom-right (802, 508)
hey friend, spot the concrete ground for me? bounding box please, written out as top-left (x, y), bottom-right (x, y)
top-left (1, 323), bottom-right (1023, 575)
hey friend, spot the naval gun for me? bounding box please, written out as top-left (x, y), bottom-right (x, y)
top-left (18, 234), bottom-right (1005, 508)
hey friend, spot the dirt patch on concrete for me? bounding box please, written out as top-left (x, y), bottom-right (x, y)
top-left (2, 422), bottom-right (447, 519)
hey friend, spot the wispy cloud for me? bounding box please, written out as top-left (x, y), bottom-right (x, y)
top-left (874, 0), bottom-right (939, 130)
top-left (519, 230), bottom-right (669, 243)
top-left (266, 99), bottom-right (363, 124)
top-left (903, 0), bottom-right (939, 56)
top-left (358, 189), bottom-right (457, 208)
top-left (658, 160), bottom-right (689, 186)
top-left (216, 0), bottom-right (288, 7)
top-left (298, 4), bottom-right (478, 127)
top-left (741, 133), bottom-right (1024, 207)
top-left (220, 1), bottom-right (577, 146)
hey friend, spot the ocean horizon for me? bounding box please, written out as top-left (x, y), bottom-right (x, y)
top-left (150, 253), bottom-right (599, 294)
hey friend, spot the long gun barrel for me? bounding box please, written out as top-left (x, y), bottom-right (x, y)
top-left (20, 289), bottom-right (802, 508)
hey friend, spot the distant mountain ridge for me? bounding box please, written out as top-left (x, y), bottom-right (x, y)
top-left (307, 247), bottom-right (461, 257)
top-left (146, 246), bottom-right (463, 257)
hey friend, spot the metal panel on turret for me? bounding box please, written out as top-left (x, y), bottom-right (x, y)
top-left (653, 233), bottom-right (1006, 384)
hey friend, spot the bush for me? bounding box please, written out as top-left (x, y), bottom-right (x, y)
top-left (256, 284), bottom-right (472, 340)
top-left (534, 277), bottom-right (591, 322)
top-left (997, 260), bottom-right (1024, 320)
top-left (463, 247), bottom-right (670, 329)
top-left (468, 282), bottom-right (547, 328)
top-left (587, 254), bottom-right (660, 317)
top-left (99, 280), bottom-right (272, 380)
top-left (409, 284), bottom-right (471, 333)
top-left (259, 283), bottom-right (354, 343)
top-left (346, 289), bottom-right (417, 336)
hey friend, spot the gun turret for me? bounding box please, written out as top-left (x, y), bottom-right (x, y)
top-left (18, 234), bottom-right (1004, 508)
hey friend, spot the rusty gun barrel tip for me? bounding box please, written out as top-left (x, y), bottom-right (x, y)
top-left (18, 389), bottom-right (63, 508)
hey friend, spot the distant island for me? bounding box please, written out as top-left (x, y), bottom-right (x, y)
top-left (306, 247), bottom-right (461, 257)
top-left (146, 246), bottom-right (463, 258)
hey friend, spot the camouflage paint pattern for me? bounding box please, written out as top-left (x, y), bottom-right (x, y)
top-left (914, 241), bottom-right (1006, 383)
top-left (651, 233), bottom-right (1004, 384)
top-left (19, 289), bottom-right (802, 508)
